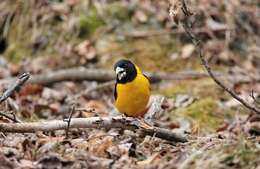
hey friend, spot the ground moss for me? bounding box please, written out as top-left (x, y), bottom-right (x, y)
top-left (172, 97), bottom-right (221, 131)
top-left (222, 137), bottom-right (260, 168)
top-left (106, 2), bottom-right (130, 21)
top-left (96, 31), bottom-right (205, 73)
top-left (159, 79), bottom-right (223, 98)
top-left (4, 42), bottom-right (28, 63)
top-left (78, 10), bottom-right (105, 38)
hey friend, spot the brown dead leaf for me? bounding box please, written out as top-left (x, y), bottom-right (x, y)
top-left (111, 154), bottom-right (137, 169)
top-left (48, 102), bottom-right (62, 113)
top-left (137, 153), bottom-right (161, 167)
top-left (37, 136), bottom-right (65, 154)
top-left (8, 63), bottom-right (20, 76)
top-left (36, 153), bottom-right (73, 169)
top-left (107, 143), bottom-right (134, 159)
top-left (86, 134), bottom-right (114, 158)
top-left (37, 136), bottom-right (64, 146)
top-left (82, 100), bottom-right (108, 117)
top-left (216, 122), bottom-right (229, 132)
top-left (0, 153), bottom-right (19, 169)
top-left (28, 57), bottom-right (59, 73)
top-left (19, 84), bottom-right (43, 96)
top-left (133, 10), bottom-right (148, 23)
top-left (75, 40), bottom-right (96, 64)
top-left (51, 3), bottom-right (70, 14)
top-left (66, 0), bottom-right (79, 6)
top-left (42, 87), bottom-right (65, 101)
top-left (19, 159), bottom-right (34, 169)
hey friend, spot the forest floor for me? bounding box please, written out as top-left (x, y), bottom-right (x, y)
top-left (0, 0), bottom-right (259, 169)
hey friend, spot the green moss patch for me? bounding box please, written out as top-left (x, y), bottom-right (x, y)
top-left (172, 97), bottom-right (221, 131)
top-left (78, 11), bottom-right (105, 38)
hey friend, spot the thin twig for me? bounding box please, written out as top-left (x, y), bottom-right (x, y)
top-left (0, 132), bottom-right (6, 138)
top-left (0, 111), bottom-right (21, 123)
top-left (250, 90), bottom-right (260, 105)
top-left (64, 105), bottom-right (75, 138)
top-left (0, 73), bottom-right (30, 103)
top-left (181, 0), bottom-right (192, 16)
top-left (175, 0), bottom-right (260, 114)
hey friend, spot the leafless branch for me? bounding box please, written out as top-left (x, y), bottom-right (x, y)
top-left (169, 0), bottom-right (260, 114)
top-left (0, 73), bottom-right (30, 103)
top-left (250, 90), bottom-right (260, 105)
top-left (0, 116), bottom-right (187, 142)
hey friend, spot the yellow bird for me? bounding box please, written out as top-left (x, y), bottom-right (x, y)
top-left (114, 59), bottom-right (150, 117)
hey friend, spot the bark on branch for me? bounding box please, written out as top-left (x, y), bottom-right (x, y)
top-left (1, 67), bottom-right (257, 86)
top-left (0, 116), bottom-right (187, 142)
top-left (0, 68), bottom-right (213, 86)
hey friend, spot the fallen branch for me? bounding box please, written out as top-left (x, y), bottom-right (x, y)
top-left (0, 116), bottom-right (187, 142)
top-left (28, 68), bottom-right (209, 85)
top-left (1, 67), bottom-right (258, 86)
top-left (0, 68), bottom-right (209, 85)
top-left (0, 73), bottom-right (30, 103)
top-left (169, 0), bottom-right (260, 114)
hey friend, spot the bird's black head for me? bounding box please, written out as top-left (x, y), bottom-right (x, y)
top-left (114, 59), bottom-right (137, 84)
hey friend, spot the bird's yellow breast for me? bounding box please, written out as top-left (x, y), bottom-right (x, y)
top-left (115, 73), bottom-right (150, 117)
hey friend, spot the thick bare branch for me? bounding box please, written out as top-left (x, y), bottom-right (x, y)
top-left (0, 67), bottom-right (258, 86)
top-left (0, 116), bottom-right (187, 142)
top-left (0, 67), bottom-right (213, 86)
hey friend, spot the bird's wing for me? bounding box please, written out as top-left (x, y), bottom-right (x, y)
top-left (143, 73), bottom-right (151, 83)
top-left (143, 73), bottom-right (151, 90)
top-left (114, 83), bottom-right (118, 100)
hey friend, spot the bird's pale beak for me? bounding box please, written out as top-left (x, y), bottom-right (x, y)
top-left (115, 67), bottom-right (126, 80)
